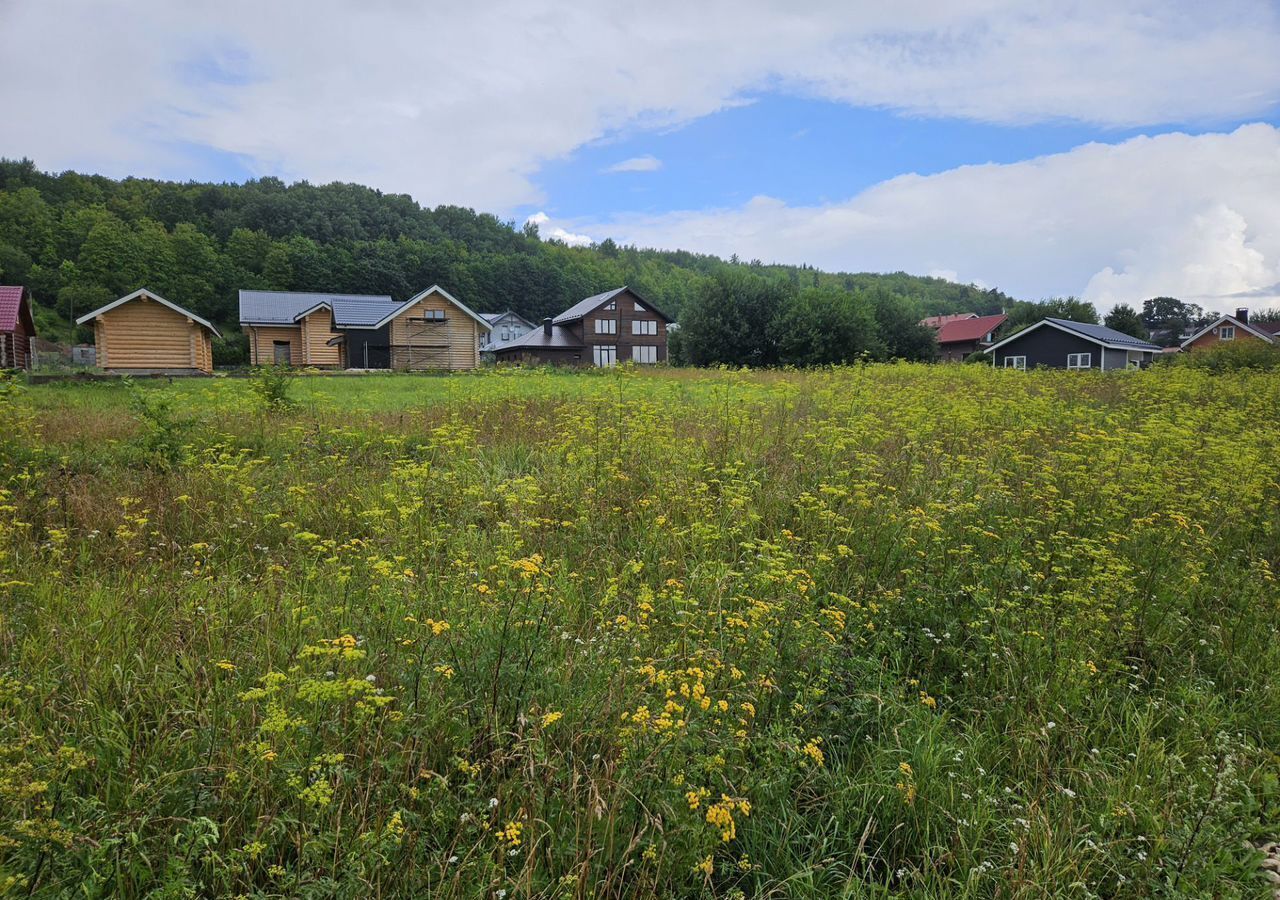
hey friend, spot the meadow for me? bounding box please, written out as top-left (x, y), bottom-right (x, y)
top-left (0, 364), bottom-right (1278, 898)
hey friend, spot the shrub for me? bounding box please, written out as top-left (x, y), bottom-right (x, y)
top-left (126, 379), bottom-right (192, 468)
top-left (249, 364), bottom-right (297, 410)
top-left (1175, 340), bottom-right (1280, 372)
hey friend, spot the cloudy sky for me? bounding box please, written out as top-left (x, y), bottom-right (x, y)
top-left (2, 1), bottom-right (1279, 308)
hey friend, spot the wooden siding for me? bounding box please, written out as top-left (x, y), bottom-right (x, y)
top-left (298, 309), bottom-right (342, 367)
top-left (248, 325), bottom-right (302, 366)
top-left (388, 292), bottom-right (480, 370)
top-left (1, 294), bottom-right (33, 369)
top-left (581, 289), bottom-right (668, 365)
top-left (95, 295), bottom-right (213, 373)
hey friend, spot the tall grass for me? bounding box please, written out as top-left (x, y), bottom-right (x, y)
top-left (1, 364), bottom-right (1278, 897)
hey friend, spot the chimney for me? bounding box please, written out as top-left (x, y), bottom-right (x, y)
top-left (543, 317), bottom-right (553, 336)
top-left (1236, 307), bottom-right (1249, 324)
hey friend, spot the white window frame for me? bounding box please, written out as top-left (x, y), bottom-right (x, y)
top-left (631, 319), bottom-right (657, 335)
top-left (1219, 325), bottom-right (1235, 340)
top-left (593, 345), bottom-right (617, 367)
top-left (603, 301), bottom-right (616, 311)
top-left (632, 345), bottom-right (657, 364)
top-left (1066, 352), bottom-right (1092, 369)
top-left (1003, 355), bottom-right (1026, 370)
top-left (595, 318), bottom-right (617, 335)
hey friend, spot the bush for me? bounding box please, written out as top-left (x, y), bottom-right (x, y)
top-left (249, 364), bottom-right (297, 410)
top-left (1174, 340), bottom-right (1280, 372)
top-left (126, 379), bottom-right (192, 468)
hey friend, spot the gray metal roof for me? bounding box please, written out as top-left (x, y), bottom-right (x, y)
top-left (239, 290), bottom-right (397, 328)
top-left (1044, 318), bottom-right (1162, 350)
top-left (552, 288), bottom-right (629, 324)
top-left (491, 323), bottom-right (583, 352)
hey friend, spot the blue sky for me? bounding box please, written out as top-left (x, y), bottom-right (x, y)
top-left (3, 1), bottom-right (1280, 308)
top-left (525, 95), bottom-right (1276, 223)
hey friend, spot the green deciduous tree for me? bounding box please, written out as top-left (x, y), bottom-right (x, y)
top-left (1103, 303), bottom-right (1148, 339)
top-left (772, 286), bottom-right (879, 365)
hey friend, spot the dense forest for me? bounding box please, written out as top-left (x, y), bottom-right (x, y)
top-left (0, 158), bottom-right (1025, 363)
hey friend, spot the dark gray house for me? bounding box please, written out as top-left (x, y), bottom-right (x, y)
top-left (985, 318), bottom-right (1161, 370)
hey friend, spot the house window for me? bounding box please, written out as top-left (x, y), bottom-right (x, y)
top-left (593, 345), bottom-right (617, 367)
top-left (409, 310), bottom-right (445, 324)
top-left (604, 301), bottom-right (616, 311)
top-left (595, 318), bottom-right (617, 334)
top-left (272, 341), bottom-right (292, 364)
top-left (631, 319), bottom-right (657, 335)
top-left (1003, 356), bottom-right (1026, 370)
top-left (1066, 352), bottom-right (1092, 369)
top-left (1219, 325), bottom-right (1235, 340)
top-left (632, 345), bottom-right (657, 364)
top-left (501, 326), bottom-right (510, 341)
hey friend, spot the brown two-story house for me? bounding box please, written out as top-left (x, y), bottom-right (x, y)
top-left (492, 287), bottom-right (673, 366)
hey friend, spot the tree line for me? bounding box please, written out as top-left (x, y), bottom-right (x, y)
top-left (0, 158), bottom-right (1018, 364)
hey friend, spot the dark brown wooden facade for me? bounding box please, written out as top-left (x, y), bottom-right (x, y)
top-left (0, 286), bottom-right (35, 370)
top-left (493, 287), bottom-right (672, 367)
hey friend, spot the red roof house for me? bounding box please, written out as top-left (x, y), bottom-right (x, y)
top-left (919, 312), bottom-right (977, 329)
top-left (0, 286), bottom-right (35, 370)
top-left (935, 313), bottom-right (1007, 362)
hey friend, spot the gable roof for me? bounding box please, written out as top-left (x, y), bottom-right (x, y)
top-left (371, 285), bottom-right (491, 331)
top-left (985, 317), bottom-right (1160, 354)
top-left (0, 286), bottom-right (30, 333)
top-left (920, 312), bottom-right (978, 329)
top-left (937, 313), bottom-right (1007, 345)
top-left (76, 288), bottom-right (221, 337)
top-left (552, 286), bottom-right (674, 324)
top-left (239, 290), bottom-right (397, 327)
top-left (480, 310), bottom-right (537, 329)
top-left (1179, 314), bottom-right (1277, 349)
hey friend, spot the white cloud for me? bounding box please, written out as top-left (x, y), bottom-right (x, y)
top-left (0, 1), bottom-right (1277, 212)
top-left (603, 155), bottom-right (663, 174)
top-left (526, 212), bottom-right (594, 247)
top-left (578, 125), bottom-right (1280, 311)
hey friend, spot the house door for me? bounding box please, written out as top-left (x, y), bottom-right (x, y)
top-left (273, 341), bottom-right (292, 364)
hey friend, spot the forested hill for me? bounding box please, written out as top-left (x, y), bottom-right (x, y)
top-left (0, 158), bottom-right (1013, 347)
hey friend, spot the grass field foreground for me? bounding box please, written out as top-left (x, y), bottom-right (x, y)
top-left (1, 365), bottom-right (1278, 897)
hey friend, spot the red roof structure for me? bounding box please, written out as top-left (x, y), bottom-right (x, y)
top-left (0, 285), bottom-right (26, 332)
top-left (937, 313), bottom-right (1007, 345)
top-left (920, 312), bottom-right (976, 329)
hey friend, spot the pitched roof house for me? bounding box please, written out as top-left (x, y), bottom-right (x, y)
top-left (919, 312), bottom-right (978, 329)
top-left (479, 311), bottom-right (537, 350)
top-left (77, 288), bottom-right (219, 374)
top-left (239, 286), bottom-right (490, 370)
top-left (491, 287), bottom-right (674, 367)
top-left (0, 286), bottom-right (36, 370)
top-left (934, 313), bottom-right (1007, 362)
top-left (985, 318), bottom-right (1161, 370)
top-left (1179, 308), bottom-right (1276, 351)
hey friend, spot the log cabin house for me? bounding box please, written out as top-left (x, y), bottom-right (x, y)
top-left (239, 286), bottom-right (490, 370)
top-left (76, 288), bottom-right (218, 374)
top-left (0, 286), bottom-right (35, 370)
top-left (491, 287), bottom-right (673, 366)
